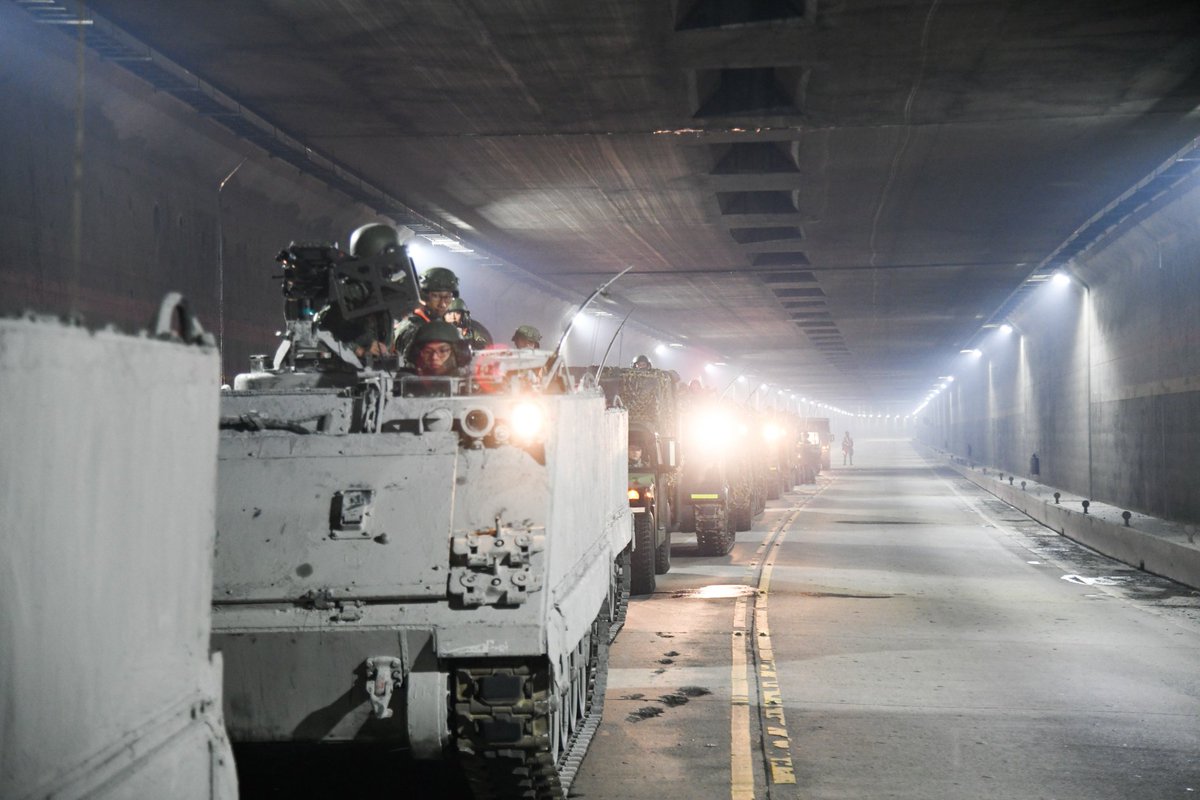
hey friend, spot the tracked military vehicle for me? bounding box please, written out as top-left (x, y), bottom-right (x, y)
top-left (1, 298), bottom-right (237, 800)
top-left (213, 230), bottom-right (631, 798)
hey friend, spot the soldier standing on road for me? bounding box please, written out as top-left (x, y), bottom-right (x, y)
top-left (842, 431), bottom-right (854, 466)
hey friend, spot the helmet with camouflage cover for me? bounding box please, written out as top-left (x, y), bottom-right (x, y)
top-left (348, 223), bottom-right (402, 258)
top-left (420, 267), bottom-right (460, 297)
top-left (632, 354), bottom-right (652, 368)
top-left (512, 325), bottom-right (542, 347)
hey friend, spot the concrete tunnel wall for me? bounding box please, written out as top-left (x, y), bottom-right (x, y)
top-left (0, 5), bottom-right (699, 384)
top-left (919, 169), bottom-right (1200, 525)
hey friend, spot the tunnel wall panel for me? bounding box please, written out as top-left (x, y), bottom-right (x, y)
top-left (922, 168), bottom-right (1200, 524)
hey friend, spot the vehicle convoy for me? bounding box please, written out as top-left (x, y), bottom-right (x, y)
top-left (213, 231), bottom-right (631, 798)
top-left (597, 366), bottom-right (680, 594)
top-left (1, 299), bottom-right (237, 800)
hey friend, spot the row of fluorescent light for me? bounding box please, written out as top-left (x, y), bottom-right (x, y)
top-left (912, 271), bottom-right (1075, 416)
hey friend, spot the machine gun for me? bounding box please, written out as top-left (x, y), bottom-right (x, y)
top-left (272, 239), bottom-right (421, 371)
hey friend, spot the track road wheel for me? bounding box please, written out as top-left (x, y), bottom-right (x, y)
top-left (630, 511), bottom-right (656, 595)
top-left (654, 527), bottom-right (671, 575)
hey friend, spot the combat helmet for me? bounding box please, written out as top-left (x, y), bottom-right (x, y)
top-left (348, 223), bottom-right (401, 258)
top-left (420, 267), bottom-right (460, 297)
top-left (405, 319), bottom-right (470, 365)
top-left (632, 354), bottom-right (652, 368)
top-left (512, 324), bottom-right (542, 345)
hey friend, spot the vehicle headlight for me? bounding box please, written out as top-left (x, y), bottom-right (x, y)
top-left (627, 488), bottom-right (641, 501)
top-left (692, 412), bottom-right (738, 452)
top-left (762, 423), bottom-right (784, 442)
top-left (510, 401), bottom-right (545, 441)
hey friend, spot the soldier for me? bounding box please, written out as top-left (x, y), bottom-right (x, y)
top-left (632, 354), bottom-right (652, 370)
top-left (406, 320), bottom-right (469, 378)
top-left (511, 325), bottom-right (542, 349)
top-left (444, 298), bottom-right (493, 350)
top-left (316, 222), bottom-right (406, 357)
top-left (393, 266), bottom-right (460, 356)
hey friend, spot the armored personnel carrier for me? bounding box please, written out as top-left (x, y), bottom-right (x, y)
top-left (1, 298), bottom-right (237, 800)
top-left (213, 233), bottom-right (632, 798)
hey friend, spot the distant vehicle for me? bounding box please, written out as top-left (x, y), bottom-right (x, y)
top-left (212, 239), bottom-right (631, 798)
top-left (760, 412), bottom-right (799, 499)
top-left (801, 417), bottom-right (834, 470)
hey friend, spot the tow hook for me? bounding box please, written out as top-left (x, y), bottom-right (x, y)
top-left (365, 656), bottom-right (404, 719)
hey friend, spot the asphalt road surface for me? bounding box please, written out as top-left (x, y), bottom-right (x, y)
top-left (572, 438), bottom-right (1200, 800)
top-left (236, 438), bottom-right (1200, 798)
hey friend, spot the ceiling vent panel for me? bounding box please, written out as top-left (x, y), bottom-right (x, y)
top-left (773, 287), bottom-right (825, 298)
top-left (677, 0), bottom-right (810, 31)
top-left (711, 142), bottom-right (800, 175)
top-left (752, 252), bottom-right (810, 266)
top-left (761, 270), bottom-right (816, 284)
top-left (730, 226), bottom-right (805, 244)
top-left (695, 68), bottom-right (801, 118)
top-left (717, 191), bottom-right (797, 215)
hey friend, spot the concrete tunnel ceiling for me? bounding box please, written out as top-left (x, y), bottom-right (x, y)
top-left (42, 0), bottom-right (1200, 411)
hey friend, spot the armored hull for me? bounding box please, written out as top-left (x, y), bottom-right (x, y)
top-left (0, 306), bottom-right (237, 800)
top-left (212, 357), bottom-right (630, 796)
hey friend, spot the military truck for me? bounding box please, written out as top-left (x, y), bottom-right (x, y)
top-left (213, 234), bottom-right (631, 798)
top-left (596, 367), bottom-right (680, 594)
top-left (676, 395), bottom-right (756, 555)
top-left (760, 412), bottom-right (799, 499)
top-left (801, 416), bottom-right (834, 470)
top-left (797, 429), bottom-right (822, 483)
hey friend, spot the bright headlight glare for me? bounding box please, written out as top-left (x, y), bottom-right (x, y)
top-left (510, 402), bottom-right (545, 440)
top-left (689, 411), bottom-right (735, 451)
top-left (762, 423), bottom-right (784, 442)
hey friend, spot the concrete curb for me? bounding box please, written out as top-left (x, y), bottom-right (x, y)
top-left (925, 450), bottom-right (1200, 591)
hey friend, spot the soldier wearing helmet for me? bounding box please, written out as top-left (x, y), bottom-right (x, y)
top-left (393, 266), bottom-right (461, 356)
top-left (405, 320), bottom-right (469, 377)
top-left (443, 298), bottom-right (493, 350)
top-left (511, 325), bottom-right (542, 350)
top-left (316, 222), bottom-right (411, 358)
top-left (632, 354), bottom-right (652, 370)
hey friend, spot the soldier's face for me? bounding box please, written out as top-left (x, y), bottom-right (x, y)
top-left (513, 336), bottom-right (537, 349)
top-left (416, 342), bottom-right (455, 375)
top-left (426, 291), bottom-right (454, 316)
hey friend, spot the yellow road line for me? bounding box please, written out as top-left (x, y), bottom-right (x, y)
top-left (731, 479), bottom-right (831, 800)
top-left (756, 559), bottom-right (797, 786)
top-left (731, 594), bottom-right (754, 800)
